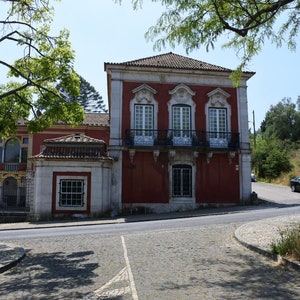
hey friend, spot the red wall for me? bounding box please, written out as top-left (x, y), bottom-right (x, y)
top-left (122, 82), bottom-right (238, 135)
top-left (121, 81), bottom-right (240, 205)
top-left (122, 152), bottom-right (169, 204)
top-left (32, 127), bottom-right (110, 156)
top-left (195, 154), bottom-right (240, 204)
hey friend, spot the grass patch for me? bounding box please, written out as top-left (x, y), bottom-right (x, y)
top-left (271, 223), bottom-right (300, 261)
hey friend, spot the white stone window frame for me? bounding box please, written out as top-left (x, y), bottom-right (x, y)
top-left (55, 175), bottom-right (88, 212)
top-left (168, 84), bottom-right (196, 146)
top-left (130, 84), bottom-right (158, 146)
top-left (205, 88), bottom-right (231, 148)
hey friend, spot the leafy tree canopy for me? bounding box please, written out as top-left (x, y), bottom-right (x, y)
top-left (261, 97), bottom-right (300, 141)
top-left (56, 75), bottom-right (108, 113)
top-left (0, 0), bottom-right (85, 137)
top-left (116, 0), bottom-right (300, 85)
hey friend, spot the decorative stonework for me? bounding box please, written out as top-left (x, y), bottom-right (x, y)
top-left (132, 84), bottom-right (157, 104)
top-left (206, 88), bottom-right (230, 108)
top-left (130, 84), bottom-right (158, 131)
top-left (168, 83), bottom-right (196, 104)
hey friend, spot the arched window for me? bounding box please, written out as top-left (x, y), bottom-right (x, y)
top-left (4, 138), bottom-right (20, 163)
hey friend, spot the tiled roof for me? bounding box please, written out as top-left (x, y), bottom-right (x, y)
top-left (33, 150), bottom-right (112, 160)
top-left (105, 52), bottom-right (241, 73)
top-left (31, 133), bottom-right (112, 160)
top-left (82, 113), bottom-right (109, 127)
top-left (43, 133), bottom-right (106, 146)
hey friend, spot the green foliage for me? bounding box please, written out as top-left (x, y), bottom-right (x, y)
top-left (117, 0), bottom-right (300, 85)
top-left (271, 223), bottom-right (300, 261)
top-left (0, 0), bottom-right (84, 137)
top-left (262, 97), bottom-right (300, 141)
top-left (252, 138), bottom-right (292, 179)
top-left (56, 75), bottom-right (108, 113)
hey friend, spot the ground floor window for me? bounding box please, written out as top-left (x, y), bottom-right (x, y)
top-left (59, 179), bottom-right (85, 207)
top-left (172, 164), bottom-right (192, 197)
top-left (53, 172), bottom-right (90, 213)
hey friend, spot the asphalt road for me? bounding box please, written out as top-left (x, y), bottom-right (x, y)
top-left (0, 182), bottom-right (299, 299)
top-left (252, 181), bottom-right (300, 205)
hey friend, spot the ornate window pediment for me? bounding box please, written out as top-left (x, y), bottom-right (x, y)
top-left (132, 84), bottom-right (157, 104)
top-left (206, 88), bottom-right (230, 107)
top-left (168, 83), bottom-right (196, 104)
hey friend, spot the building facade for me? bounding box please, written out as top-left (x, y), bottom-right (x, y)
top-left (105, 52), bottom-right (254, 213)
top-left (0, 53), bottom-right (255, 220)
top-left (0, 114), bottom-right (112, 221)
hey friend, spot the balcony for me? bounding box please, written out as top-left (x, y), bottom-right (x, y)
top-left (125, 129), bottom-right (239, 150)
top-left (0, 163), bottom-right (27, 172)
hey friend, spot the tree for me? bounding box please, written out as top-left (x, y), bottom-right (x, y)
top-left (0, 0), bottom-right (85, 137)
top-left (116, 0), bottom-right (300, 84)
top-left (57, 75), bottom-right (108, 113)
top-left (252, 138), bottom-right (292, 179)
top-left (261, 97), bottom-right (300, 141)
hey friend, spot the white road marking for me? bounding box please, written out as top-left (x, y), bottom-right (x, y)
top-left (121, 235), bottom-right (139, 300)
top-left (92, 236), bottom-right (138, 299)
top-left (94, 267), bottom-right (129, 297)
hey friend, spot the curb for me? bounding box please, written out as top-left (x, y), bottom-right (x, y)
top-left (0, 244), bottom-right (26, 274)
top-left (234, 227), bottom-right (300, 272)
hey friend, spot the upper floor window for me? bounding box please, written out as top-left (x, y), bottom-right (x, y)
top-left (4, 138), bottom-right (20, 163)
top-left (0, 137), bottom-right (29, 164)
top-left (172, 105), bottom-right (191, 145)
top-left (205, 88), bottom-right (231, 148)
top-left (135, 104), bottom-right (154, 136)
top-left (209, 108), bottom-right (227, 137)
top-left (130, 84), bottom-right (158, 146)
top-left (168, 84), bottom-right (196, 146)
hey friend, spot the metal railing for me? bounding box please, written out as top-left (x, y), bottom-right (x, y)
top-left (125, 129), bottom-right (239, 149)
top-left (4, 163), bottom-right (19, 171)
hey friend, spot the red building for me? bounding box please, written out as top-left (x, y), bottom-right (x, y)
top-left (105, 52), bottom-right (254, 213)
top-left (0, 52), bottom-right (255, 221)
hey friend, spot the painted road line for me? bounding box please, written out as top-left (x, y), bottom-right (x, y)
top-left (121, 235), bottom-right (139, 300)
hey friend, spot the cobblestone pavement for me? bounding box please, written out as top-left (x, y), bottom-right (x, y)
top-left (0, 222), bottom-right (299, 299)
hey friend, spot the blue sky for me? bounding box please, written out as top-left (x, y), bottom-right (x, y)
top-left (2, 0), bottom-right (300, 129)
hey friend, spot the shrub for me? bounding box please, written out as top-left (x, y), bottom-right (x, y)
top-left (271, 223), bottom-right (300, 261)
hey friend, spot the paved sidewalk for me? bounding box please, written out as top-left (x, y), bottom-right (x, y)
top-left (1, 207), bottom-right (300, 273)
top-left (234, 214), bottom-right (300, 270)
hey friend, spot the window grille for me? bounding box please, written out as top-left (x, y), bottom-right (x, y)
top-left (172, 165), bottom-right (192, 197)
top-left (58, 179), bottom-right (85, 207)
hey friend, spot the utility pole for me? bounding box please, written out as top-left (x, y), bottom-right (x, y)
top-left (253, 110), bottom-right (256, 149)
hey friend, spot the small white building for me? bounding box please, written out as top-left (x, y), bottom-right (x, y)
top-left (28, 133), bottom-right (113, 221)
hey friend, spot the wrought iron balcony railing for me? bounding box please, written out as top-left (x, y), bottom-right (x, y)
top-left (125, 129), bottom-right (239, 149)
top-left (4, 163), bottom-right (19, 171)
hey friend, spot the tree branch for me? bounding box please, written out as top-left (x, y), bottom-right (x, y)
top-left (0, 60), bottom-right (61, 101)
top-left (0, 20), bottom-right (36, 32)
top-left (0, 82), bottom-right (31, 99)
top-left (213, 0), bottom-right (296, 37)
top-left (0, 30), bottom-right (49, 58)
